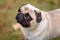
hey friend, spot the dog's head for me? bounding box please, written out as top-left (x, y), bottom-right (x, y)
top-left (16, 4), bottom-right (42, 28)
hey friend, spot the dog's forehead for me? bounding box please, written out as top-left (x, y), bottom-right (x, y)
top-left (21, 4), bottom-right (40, 11)
top-left (21, 4), bottom-right (33, 9)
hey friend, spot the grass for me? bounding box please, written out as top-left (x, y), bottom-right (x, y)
top-left (0, 0), bottom-right (60, 40)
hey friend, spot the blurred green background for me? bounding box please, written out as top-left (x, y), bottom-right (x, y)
top-left (0, 0), bottom-right (60, 40)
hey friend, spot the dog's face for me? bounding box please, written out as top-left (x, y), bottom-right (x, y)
top-left (16, 4), bottom-right (42, 28)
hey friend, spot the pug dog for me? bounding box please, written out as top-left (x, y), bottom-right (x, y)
top-left (13, 4), bottom-right (60, 40)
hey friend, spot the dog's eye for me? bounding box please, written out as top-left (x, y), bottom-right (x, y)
top-left (25, 13), bottom-right (29, 17)
top-left (25, 13), bottom-right (31, 19)
top-left (18, 9), bottom-right (21, 12)
top-left (25, 13), bottom-right (33, 21)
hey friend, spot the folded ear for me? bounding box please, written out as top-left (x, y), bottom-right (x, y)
top-left (34, 10), bottom-right (42, 23)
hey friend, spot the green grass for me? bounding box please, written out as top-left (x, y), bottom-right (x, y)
top-left (0, 0), bottom-right (60, 40)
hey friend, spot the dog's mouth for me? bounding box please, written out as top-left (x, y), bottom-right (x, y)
top-left (16, 12), bottom-right (33, 28)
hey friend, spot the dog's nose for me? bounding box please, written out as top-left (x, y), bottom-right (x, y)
top-left (16, 13), bottom-right (29, 27)
top-left (16, 13), bottom-right (32, 28)
top-left (16, 13), bottom-right (24, 22)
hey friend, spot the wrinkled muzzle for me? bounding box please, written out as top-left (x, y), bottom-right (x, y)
top-left (16, 13), bottom-right (32, 28)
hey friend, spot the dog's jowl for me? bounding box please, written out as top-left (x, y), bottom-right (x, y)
top-left (14, 4), bottom-right (60, 40)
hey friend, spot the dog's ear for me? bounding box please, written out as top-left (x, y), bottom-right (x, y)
top-left (34, 10), bottom-right (42, 23)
